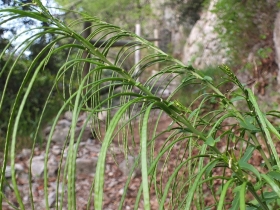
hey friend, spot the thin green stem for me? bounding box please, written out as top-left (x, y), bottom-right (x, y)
top-left (250, 134), bottom-right (272, 170)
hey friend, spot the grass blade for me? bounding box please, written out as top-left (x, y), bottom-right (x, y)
top-left (141, 103), bottom-right (155, 210)
top-left (217, 178), bottom-right (235, 210)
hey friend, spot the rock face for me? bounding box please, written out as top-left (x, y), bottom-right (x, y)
top-left (150, 0), bottom-right (194, 58)
top-left (182, 0), bottom-right (228, 69)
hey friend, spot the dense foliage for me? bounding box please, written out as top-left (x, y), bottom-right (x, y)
top-left (213, 0), bottom-right (277, 65)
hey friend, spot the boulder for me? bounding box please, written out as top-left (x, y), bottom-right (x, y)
top-left (51, 127), bottom-right (70, 145)
top-left (119, 156), bottom-right (140, 177)
top-left (64, 111), bottom-right (73, 121)
top-left (47, 156), bottom-right (58, 177)
top-left (52, 145), bottom-right (62, 155)
top-left (75, 157), bottom-right (98, 175)
top-left (51, 122), bottom-right (94, 145)
top-left (57, 119), bottom-right (71, 128)
top-left (182, 0), bottom-right (228, 68)
top-left (30, 156), bottom-right (45, 178)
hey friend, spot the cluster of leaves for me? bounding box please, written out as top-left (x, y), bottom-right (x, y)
top-left (1, 1), bottom-right (280, 210)
top-left (0, 42), bottom-right (69, 137)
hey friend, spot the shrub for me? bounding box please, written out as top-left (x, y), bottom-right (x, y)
top-left (1, 1), bottom-right (280, 209)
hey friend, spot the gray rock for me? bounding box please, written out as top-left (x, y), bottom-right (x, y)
top-left (74, 126), bottom-right (94, 142)
top-left (5, 166), bottom-right (12, 178)
top-left (119, 156), bottom-right (140, 177)
top-left (43, 126), bottom-right (52, 138)
top-left (52, 145), bottom-right (62, 155)
top-left (97, 110), bottom-right (107, 121)
top-left (15, 163), bottom-right (24, 172)
top-left (30, 156), bottom-right (45, 177)
top-left (57, 119), bottom-right (71, 128)
top-left (182, 0), bottom-right (228, 69)
top-left (87, 145), bottom-right (101, 153)
top-left (75, 157), bottom-right (98, 175)
top-left (17, 148), bottom-right (32, 160)
top-left (21, 148), bottom-right (32, 159)
top-left (157, 88), bottom-right (170, 99)
top-left (77, 112), bottom-right (87, 123)
top-left (51, 124), bottom-right (93, 145)
top-left (47, 156), bottom-right (58, 177)
top-left (51, 127), bottom-right (70, 145)
top-left (44, 191), bottom-right (56, 208)
top-left (44, 119), bottom-right (72, 141)
top-left (64, 111), bottom-right (73, 121)
top-left (5, 164), bottom-right (25, 178)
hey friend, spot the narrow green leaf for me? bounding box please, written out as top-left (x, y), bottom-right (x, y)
top-left (94, 97), bottom-right (147, 209)
top-left (207, 113), bottom-right (233, 137)
top-left (240, 182), bottom-right (247, 210)
top-left (267, 171), bottom-right (280, 181)
top-left (229, 187), bottom-right (240, 210)
top-left (261, 174), bottom-right (280, 198)
top-left (262, 191), bottom-right (278, 201)
top-left (141, 103), bottom-right (155, 210)
top-left (184, 160), bottom-right (217, 210)
top-left (239, 161), bottom-right (261, 180)
top-left (230, 96), bottom-right (244, 102)
top-left (178, 127), bottom-right (192, 133)
top-left (203, 76), bottom-right (213, 82)
top-left (205, 136), bottom-right (215, 147)
top-left (205, 159), bottom-right (220, 178)
top-left (11, 50), bottom-right (55, 210)
top-left (239, 118), bottom-right (259, 132)
top-left (217, 179), bottom-right (235, 210)
top-left (240, 145), bottom-right (255, 163)
top-left (253, 180), bottom-right (263, 191)
top-left (247, 89), bottom-right (280, 169)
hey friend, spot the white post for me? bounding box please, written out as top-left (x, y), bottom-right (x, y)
top-left (135, 23), bottom-right (141, 80)
top-left (154, 28), bottom-right (159, 48)
top-left (153, 28), bottom-right (159, 71)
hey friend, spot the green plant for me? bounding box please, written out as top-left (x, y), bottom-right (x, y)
top-left (1, 1), bottom-right (280, 209)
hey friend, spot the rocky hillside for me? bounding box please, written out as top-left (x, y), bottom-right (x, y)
top-left (153, 0), bottom-right (280, 108)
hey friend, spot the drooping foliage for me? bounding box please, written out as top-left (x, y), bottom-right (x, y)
top-left (1, 1), bottom-right (280, 210)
